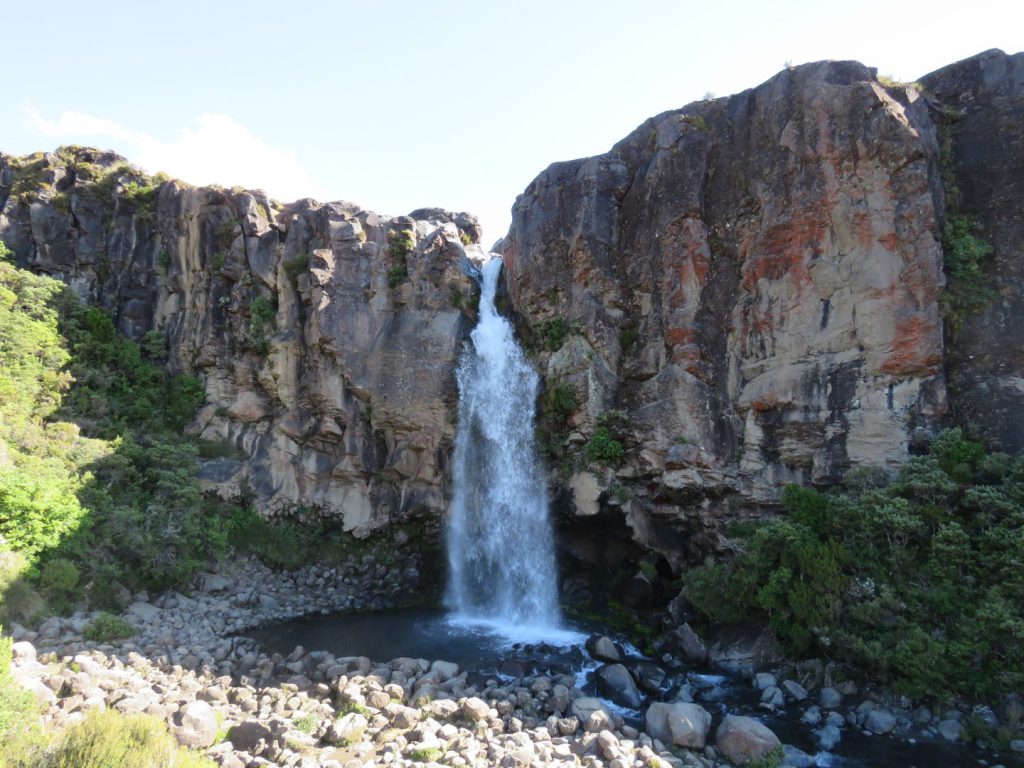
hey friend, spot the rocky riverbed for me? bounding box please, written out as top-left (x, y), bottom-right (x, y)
top-left (6, 556), bottom-right (1024, 767)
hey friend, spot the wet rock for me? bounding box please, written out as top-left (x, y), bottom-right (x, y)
top-left (816, 724), bottom-right (842, 751)
top-left (672, 623), bottom-right (707, 664)
top-left (585, 635), bottom-right (620, 663)
top-left (632, 662), bottom-right (666, 694)
top-left (783, 744), bottom-right (816, 768)
top-left (759, 686), bottom-right (785, 710)
top-left (781, 680), bottom-right (808, 701)
top-left (819, 687), bottom-right (842, 709)
top-left (865, 708), bottom-right (896, 735)
top-left (938, 719), bottom-right (962, 741)
top-left (595, 663), bottom-right (643, 709)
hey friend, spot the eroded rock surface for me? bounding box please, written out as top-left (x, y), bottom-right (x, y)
top-left (500, 50), bottom-right (1023, 563)
top-left (0, 149), bottom-right (480, 534)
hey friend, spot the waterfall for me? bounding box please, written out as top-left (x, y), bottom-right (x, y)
top-left (445, 257), bottom-right (561, 630)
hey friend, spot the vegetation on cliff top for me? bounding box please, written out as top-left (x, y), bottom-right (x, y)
top-left (684, 428), bottom-right (1024, 701)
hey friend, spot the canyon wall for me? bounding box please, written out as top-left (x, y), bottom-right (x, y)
top-left (0, 151), bottom-right (480, 536)
top-left (1, 48), bottom-right (1021, 565)
top-left (499, 49), bottom-right (1023, 564)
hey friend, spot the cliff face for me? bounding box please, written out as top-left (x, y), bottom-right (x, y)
top-left (919, 50), bottom-right (1024, 451)
top-left (500, 50), bottom-right (1023, 564)
top-left (0, 149), bottom-right (480, 535)
top-left (2, 49), bottom-right (1021, 565)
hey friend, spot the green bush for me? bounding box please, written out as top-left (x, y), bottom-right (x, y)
top-left (683, 428), bottom-right (1024, 700)
top-left (941, 214), bottom-right (995, 331)
top-left (38, 560), bottom-right (79, 593)
top-left (586, 427), bottom-right (624, 466)
top-left (386, 266), bottom-right (408, 288)
top-left (83, 613), bottom-right (136, 643)
top-left (0, 629), bottom-right (38, 750)
top-left (245, 296), bottom-right (276, 353)
top-left (22, 708), bottom-right (215, 768)
top-left (387, 229), bottom-right (415, 258)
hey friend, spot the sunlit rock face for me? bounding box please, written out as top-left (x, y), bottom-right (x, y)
top-left (500, 50), bottom-right (1023, 564)
top-left (2, 49), bottom-right (1020, 564)
top-left (0, 149), bottom-right (480, 535)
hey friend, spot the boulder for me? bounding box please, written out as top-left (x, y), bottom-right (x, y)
top-left (865, 708), bottom-right (896, 735)
top-left (172, 701), bottom-right (218, 748)
top-left (715, 715), bottom-right (782, 766)
top-left (819, 687), bottom-right (842, 709)
top-left (595, 664), bottom-right (643, 709)
top-left (673, 623), bottom-right (707, 664)
top-left (326, 712), bottom-right (368, 745)
top-left (585, 635), bottom-right (620, 663)
top-left (645, 702), bottom-right (711, 749)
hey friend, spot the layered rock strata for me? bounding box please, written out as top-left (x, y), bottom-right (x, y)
top-left (0, 149), bottom-right (480, 534)
top-left (2, 49), bottom-right (1021, 564)
top-left (499, 50), bottom-right (1023, 563)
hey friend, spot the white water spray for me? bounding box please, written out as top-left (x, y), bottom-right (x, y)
top-left (446, 257), bottom-right (561, 631)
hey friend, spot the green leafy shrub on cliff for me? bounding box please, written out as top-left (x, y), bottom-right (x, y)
top-left (683, 428), bottom-right (1024, 700)
top-left (941, 214), bottom-right (995, 332)
top-left (388, 229), bottom-right (415, 258)
top-left (0, 257), bottom-right (222, 620)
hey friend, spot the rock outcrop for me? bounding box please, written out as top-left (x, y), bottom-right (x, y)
top-left (0, 148), bottom-right (480, 534)
top-left (499, 49), bottom-right (1023, 564)
top-left (2, 49), bottom-right (1021, 565)
top-left (919, 50), bottom-right (1024, 451)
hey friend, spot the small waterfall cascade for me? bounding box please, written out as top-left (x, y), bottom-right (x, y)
top-left (445, 257), bottom-right (560, 630)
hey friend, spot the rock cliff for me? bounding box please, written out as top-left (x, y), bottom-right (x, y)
top-left (2, 49), bottom-right (1021, 565)
top-left (0, 149), bottom-right (480, 535)
top-left (499, 49), bottom-right (1023, 564)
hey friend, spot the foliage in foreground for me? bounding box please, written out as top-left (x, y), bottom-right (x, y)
top-left (683, 429), bottom-right (1024, 701)
top-left (1, 707), bottom-right (215, 768)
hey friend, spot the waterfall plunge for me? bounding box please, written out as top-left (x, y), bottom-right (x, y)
top-left (445, 257), bottom-right (561, 631)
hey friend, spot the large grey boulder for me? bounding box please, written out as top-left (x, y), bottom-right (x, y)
top-left (715, 715), bottom-right (782, 766)
top-left (673, 623), bottom-right (707, 664)
top-left (586, 635), bottom-right (620, 663)
top-left (172, 701), bottom-right (218, 748)
top-left (645, 702), bottom-right (712, 748)
top-left (595, 664), bottom-right (643, 709)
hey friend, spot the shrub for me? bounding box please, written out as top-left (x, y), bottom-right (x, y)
top-left (0, 629), bottom-right (38, 749)
top-left (388, 229), bottom-right (415, 258)
top-left (246, 296), bottom-right (276, 353)
top-left (33, 709), bottom-right (215, 768)
top-left (585, 427), bottom-right (624, 466)
top-left (293, 713), bottom-right (316, 734)
top-left (941, 214), bottom-right (995, 331)
top-left (387, 266), bottom-right (408, 288)
top-left (38, 559), bottom-right (79, 593)
top-left (683, 429), bottom-right (1024, 700)
top-left (83, 613), bottom-right (136, 643)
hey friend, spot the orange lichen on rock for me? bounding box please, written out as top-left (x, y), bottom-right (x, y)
top-left (881, 314), bottom-right (944, 375)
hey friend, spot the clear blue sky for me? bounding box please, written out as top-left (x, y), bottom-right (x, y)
top-left (2, 0), bottom-right (1021, 245)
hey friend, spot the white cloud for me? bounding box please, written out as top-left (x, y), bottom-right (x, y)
top-left (20, 105), bottom-right (328, 202)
